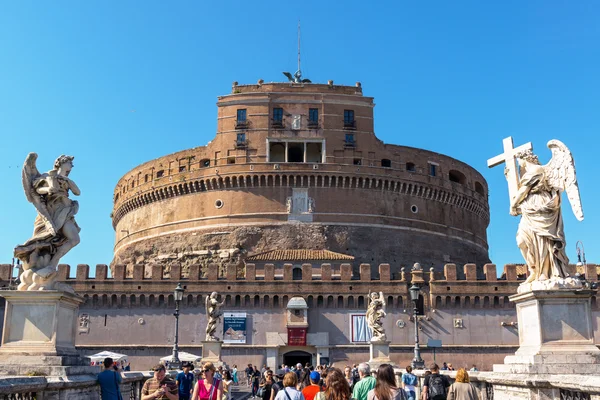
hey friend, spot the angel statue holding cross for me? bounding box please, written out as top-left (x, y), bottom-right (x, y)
top-left (489, 138), bottom-right (584, 292)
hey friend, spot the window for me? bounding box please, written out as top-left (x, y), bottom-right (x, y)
top-left (350, 314), bottom-right (372, 342)
top-left (309, 108), bottom-right (318, 126)
top-left (344, 110), bottom-right (355, 128)
top-left (429, 164), bottom-right (436, 176)
top-left (273, 108), bottom-right (283, 122)
top-left (406, 162), bottom-right (416, 172)
top-left (200, 159), bottom-right (210, 168)
top-left (179, 166), bottom-right (186, 173)
top-left (345, 133), bottom-right (355, 146)
top-left (269, 142), bottom-right (285, 162)
top-left (237, 133), bottom-right (246, 143)
top-left (144, 174), bottom-right (149, 183)
top-left (475, 181), bottom-right (485, 196)
top-left (236, 109), bottom-right (246, 122)
top-left (156, 170), bottom-right (164, 178)
top-left (227, 157), bottom-right (235, 164)
top-left (292, 267), bottom-right (302, 280)
top-left (449, 170), bottom-right (467, 184)
top-left (353, 158), bottom-right (362, 165)
top-left (381, 159), bottom-right (391, 168)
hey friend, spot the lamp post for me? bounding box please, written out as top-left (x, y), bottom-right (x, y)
top-left (576, 241), bottom-right (586, 267)
top-left (409, 283), bottom-right (425, 369)
top-left (170, 283), bottom-right (185, 369)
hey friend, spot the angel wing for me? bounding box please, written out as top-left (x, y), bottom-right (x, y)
top-left (22, 153), bottom-right (57, 236)
top-left (282, 72), bottom-right (294, 82)
top-left (543, 140), bottom-right (584, 221)
top-left (301, 79), bottom-right (312, 83)
top-left (205, 294), bottom-right (210, 316)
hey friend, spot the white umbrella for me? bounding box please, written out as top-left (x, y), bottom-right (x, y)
top-left (87, 351), bottom-right (128, 362)
top-left (160, 352), bottom-right (202, 363)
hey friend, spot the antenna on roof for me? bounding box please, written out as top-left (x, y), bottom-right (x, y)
top-left (297, 20), bottom-right (301, 78)
top-left (282, 20), bottom-right (311, 84)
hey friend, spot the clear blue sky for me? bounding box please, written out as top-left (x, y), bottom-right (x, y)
top-left (1, 1), bottom-right (598, 276)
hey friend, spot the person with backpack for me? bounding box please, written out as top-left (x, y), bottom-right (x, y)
top-left (401, 366), bottom-right (417, 400)
top-left (422, 364), bottom-right (450, 400)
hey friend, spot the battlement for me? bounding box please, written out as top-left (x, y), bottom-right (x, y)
top-left (1, 262), bottom-right (598, 286)
top-left (1, 262), bottom-right (596, 311)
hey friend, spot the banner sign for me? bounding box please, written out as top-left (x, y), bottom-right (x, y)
top-left (287, 327), bottom-right (307, 346)
top-left (350, 314), bottom-right (372, 343)
top-left (223, 312), bottom-right (247, 343)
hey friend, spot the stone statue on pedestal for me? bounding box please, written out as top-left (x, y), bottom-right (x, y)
top-left (366, 291), bottom-right (387, 342)
top-left (489, 138), bottom-right (584, 292)
top-left (205, 292), bottom-right (225, 341)
top-left (14, 153), bottom-right (81, 292)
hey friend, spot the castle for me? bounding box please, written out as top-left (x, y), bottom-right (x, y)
top-left (1, 79), bottom-right (597, 370)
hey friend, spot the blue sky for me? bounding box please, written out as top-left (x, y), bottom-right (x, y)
top-left (1, 1), bottom-right (598, 276)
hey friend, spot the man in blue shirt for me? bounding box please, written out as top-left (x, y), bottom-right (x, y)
top-left (98, 357), bottom-right (123, 400)
top-left (176, 362), bottom-right (195, 400)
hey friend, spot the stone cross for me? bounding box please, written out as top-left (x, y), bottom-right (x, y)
top-left (487, 136), bottom-right (533, 200)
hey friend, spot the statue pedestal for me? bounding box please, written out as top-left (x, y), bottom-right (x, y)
top-left (202, 340), bottom-right (225, 366)
top-left (0, 290), bottom-right (99, 376)
top-left (369, 341), bottom-right (393, 370)
top-left (493, 289), bottom-right (600, 376)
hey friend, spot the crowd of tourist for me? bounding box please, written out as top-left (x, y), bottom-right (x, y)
top-left (97, 357), bottom-right (480, 400)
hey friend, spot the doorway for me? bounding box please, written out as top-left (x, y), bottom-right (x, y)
top-left (283, 350), bottom-right (312, 368)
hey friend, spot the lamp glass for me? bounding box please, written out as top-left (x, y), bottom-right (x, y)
top-left (409, 284), bottom-right (420, 302)
top-left (174, 283), bottom-right (184, 302)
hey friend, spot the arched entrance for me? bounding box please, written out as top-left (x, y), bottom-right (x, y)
top-left (283, 350), bottom-right (312, 368)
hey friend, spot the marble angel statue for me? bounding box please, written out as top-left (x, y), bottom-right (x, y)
top-left (205, 291), bottom-right (225, 341)
top-left (14, 153), bottom-right (81, 291)
top-left (509, 140), bottom-right (583, 289)
top-left (366, 291), bottom-right (387, 342)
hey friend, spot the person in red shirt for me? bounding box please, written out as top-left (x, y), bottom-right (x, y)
top-left (302, 371), bottom-right (322, 400)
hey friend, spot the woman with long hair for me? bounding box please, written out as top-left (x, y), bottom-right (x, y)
top-left (447, 369), bottom-right (479, 400)
top-left (299, 368), bottom-right (311, 390)
top-left (367, 364), bottom-right (406, 400)
top-left (192, 362), bottom-right (223, 400)
top-left (223, 371), bottom-right (233, 400)
top-left (315, 368), bottom-right (351, 400)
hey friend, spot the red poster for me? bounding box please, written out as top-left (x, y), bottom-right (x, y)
top-left (287, 328), bottom-right (307, 346)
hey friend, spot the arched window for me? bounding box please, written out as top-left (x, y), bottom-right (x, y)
top-left (449, 170), bottom-right (467, 185)
top-left (475, 181), bottom-right (485, 196)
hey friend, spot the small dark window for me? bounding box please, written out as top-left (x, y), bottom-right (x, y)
top-left (344, 110), bottom-right (355, 128)
top-left (156, 170), bottom-right (164, 178)
top-left (475, 181), bottom-right (485, 196)
top-left (227, 157), bottom-right (235, 164)
top-left (236, 109), bottom-right (247, 122)
top-left (179, 166), bottom-right (186, 173)
top-left (200, 159), bottom-right (210, 168)
top-left (292, 268), bottom-right (302, 280)
top-left (273, 108), bottom-right (283, 122)
top-left (406, 162), bottom-right (416, 172)
top-left (144, 174), bottom-right (149, 183)
top-left (353, 158), bottom-right (362, 165)
top-left (429, 164), bottom-right (436, 176)
top-left (381, 159), bottom-right (391, 168)
top-left (237, 133), bottom-right (246, 143)
top-left (309, 108), bottom-right (318, 123)
top-left (131, 181), bottom-right (134, 188)
top-left (449, 170), bottom-right (467, 185)
top-left (345, 133), bottom-right (355, 144)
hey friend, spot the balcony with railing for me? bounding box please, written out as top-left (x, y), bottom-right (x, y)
top-left (343, 119), bottom-right (356, 130)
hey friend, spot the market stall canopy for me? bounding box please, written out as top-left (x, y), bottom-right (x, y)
top-left (160, 352), bottom-right (201, 363)
top-left (87, 351), bottom-right (128, 362)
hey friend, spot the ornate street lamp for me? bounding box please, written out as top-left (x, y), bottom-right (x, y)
top-left (170, 283), bottom-right (185, 369)
top-left (409, 283), bottom-right (425, 369)
top-left (576, 241), bottom-right (586, 267)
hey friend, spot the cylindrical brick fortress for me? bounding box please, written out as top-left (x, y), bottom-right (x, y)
top-left (111, 81), bottom-right (490, 276)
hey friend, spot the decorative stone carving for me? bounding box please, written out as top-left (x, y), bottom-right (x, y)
top-left (488, 138), bottom-right (584, 292)
top-left (366, 291), bottom-right (386, 342)
top-left (78, 314), bottom-right (90, 334)
top-left (286, 197), bottom-right (292, 214)
top-left (291, 115), bottom-right (301, 130)
top-left (454, 318), bottom-right (464, 328)
top-left (205, 292), bottom-right (225, 341)
top-left (14, 153), bottom-right (80, 292)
